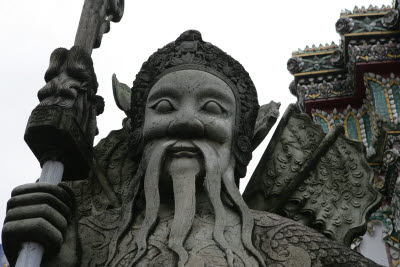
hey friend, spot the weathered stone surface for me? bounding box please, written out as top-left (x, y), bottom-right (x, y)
top-left (2, 30), bottom-right (383, 267)
top-left (244, 104), bottom-right (382, 246)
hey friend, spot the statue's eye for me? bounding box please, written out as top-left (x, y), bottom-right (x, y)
top-left (202, 101), bottom-right (225, 114)
top-left (151, 99), bottom-right (175, 113)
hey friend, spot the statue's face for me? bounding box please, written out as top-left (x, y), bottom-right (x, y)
top-left (143, 69), bottom-right (236, 178)
top-left (133, 70), bottom-right (261, 265)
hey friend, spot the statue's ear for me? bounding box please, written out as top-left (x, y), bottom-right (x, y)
top-left (112, 74), bottom-right (131, 116)
top-left (251, 101), bottom-right (280, 151)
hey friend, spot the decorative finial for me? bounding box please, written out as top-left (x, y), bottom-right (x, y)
top-left (175, 30), bottom-right (203, 44)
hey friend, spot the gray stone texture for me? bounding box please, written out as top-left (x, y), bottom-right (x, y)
top-left (2, 30), bottom-right (382, 267)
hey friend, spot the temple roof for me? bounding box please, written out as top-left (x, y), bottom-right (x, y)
top-left (340, 4), bottom-right (394, 17)
top-left (287, 0), bottom-right (400, 107)
top-left (286, 0), bottom-right (400, 163)
top-left (292, 42), bottom-right (340, 57)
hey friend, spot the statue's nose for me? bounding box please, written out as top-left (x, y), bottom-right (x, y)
top-left (168, 115), bottom-right (204, 138)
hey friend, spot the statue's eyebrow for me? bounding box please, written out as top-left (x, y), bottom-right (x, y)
top-left (197, 87), bottom-right (235, 106)
top-left (147, 86), bottom-right (182, 103)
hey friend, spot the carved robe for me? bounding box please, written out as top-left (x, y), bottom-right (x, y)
top-left (41, 116), bottom-right (381, 267)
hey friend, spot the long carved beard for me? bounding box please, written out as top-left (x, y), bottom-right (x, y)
top-left (221, 163), bottom-right (266, 267)
top-left (167, 157), bottom-right (199, 267)
top-left (193, 141), bottom-right (265, 267)
top-left (131, 140), bottom-right (176, 264)
top-left (131, 140), bottom-right (200, 267)
top-left (108, 139), bottom-right (265, 267)
top-left (106, 139), bottom-right (176, 267)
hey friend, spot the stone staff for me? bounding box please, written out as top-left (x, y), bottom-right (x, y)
top-left (17, 1), bottom-right (124, 266)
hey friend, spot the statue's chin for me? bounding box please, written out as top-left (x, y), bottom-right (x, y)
top-left (157, 153), bottom-right (204, 206)
top-left (167, 156), bottom-right (202, 176)
top-left (163, 141), bottom-right (204, 180)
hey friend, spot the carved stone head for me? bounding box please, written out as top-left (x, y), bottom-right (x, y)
top-left (108, 30), bottom-right (267, 266)
top-left (129, 30), bottom-right (260, 180)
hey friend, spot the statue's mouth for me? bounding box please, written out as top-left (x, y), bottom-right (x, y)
top-left (169, 140), bottom-right (200, 157)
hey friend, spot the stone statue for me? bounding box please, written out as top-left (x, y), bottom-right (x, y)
top-left (2, 30), bottom-right (382, 267)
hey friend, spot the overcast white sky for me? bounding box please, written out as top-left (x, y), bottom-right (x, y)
top-left (0, 0), bottom-right (391, 231)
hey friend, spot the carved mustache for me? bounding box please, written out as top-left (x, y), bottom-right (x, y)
top-left (166, 140), bottom-right (201, 158)
top-left (143, 139), bottom-right (205, 163)
top-left (143, 116), bottom-right (228, 145)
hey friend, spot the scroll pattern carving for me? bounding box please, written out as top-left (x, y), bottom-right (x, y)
top-left (252, 211), bottom-right (375, 267)
top-left (244, 104), bottom-right (382, 246)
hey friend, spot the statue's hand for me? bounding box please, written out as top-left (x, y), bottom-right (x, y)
top-left (2, 183), bottom-right (74, 265)
top-left (36, 46), bottom-right (104, 144)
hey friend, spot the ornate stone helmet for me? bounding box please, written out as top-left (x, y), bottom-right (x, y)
top-left (130, 30), bottom-right (260, 179)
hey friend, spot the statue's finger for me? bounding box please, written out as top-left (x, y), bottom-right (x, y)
top-left (7, 192), bottom-right (71, 221)
top-left (2, 218), bottom-right (63, 255)
top-left (11, 183), bottom-right (73, 208)
top-left (5, 204), bottom-right (68, 234)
